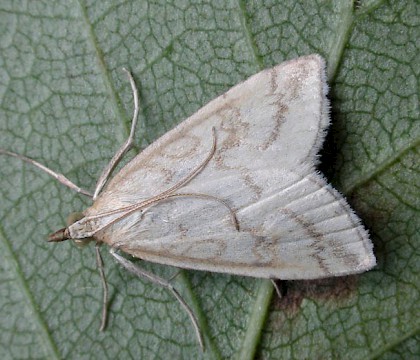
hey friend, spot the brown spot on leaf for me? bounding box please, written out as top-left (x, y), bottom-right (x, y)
top-left (272, 276), bottom-right (359, 317)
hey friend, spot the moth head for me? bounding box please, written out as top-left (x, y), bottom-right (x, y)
top-left (47, 211), bottom-right (93, 247)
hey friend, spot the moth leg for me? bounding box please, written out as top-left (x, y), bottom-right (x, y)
top-left (85, 127), bottom-right (219, 221)
top-left (271, 279), bottom-right (283, 298)
top-left (0, 149), bottom-right (93, 197)
top-left (109, 248), bottom-right (204, 350)
top-left (95, 243), bottom-right (109, 331)
top-left (93, 68), bottom-right (140, 200)
top-left (166, 269), bottom-right (182, 282)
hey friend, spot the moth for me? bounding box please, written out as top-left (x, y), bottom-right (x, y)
top-left (0, 54), bottom-right (376, 349)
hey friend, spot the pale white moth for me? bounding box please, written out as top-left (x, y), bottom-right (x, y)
top-left (0, 54), bottom-right (376, 349)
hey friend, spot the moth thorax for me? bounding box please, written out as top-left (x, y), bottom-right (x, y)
top-left (67, 212), bottom-right (95, 247)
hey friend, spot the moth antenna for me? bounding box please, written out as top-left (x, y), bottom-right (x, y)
top-left (0, 149), bottom-right (93, 197)
top-left (109, 248), bottom-right (205, 350)
top-left (88, 191), bottom-right (239, 237)
top-left (74, 126), bottom-right (222, 238)
top-left (78, 127), bottom-right (220, 226)
top-left (93, 68), bottom-right (140, 200)
top-left (271, 279), bottom-right (283, 299)
top-left (156, 127), bottom-right (217, 198)
top-left (95, 243), bottom-right (109, 332)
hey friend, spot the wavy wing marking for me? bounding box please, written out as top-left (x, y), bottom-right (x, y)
top-left (87, 55), bottom-right (328, 214)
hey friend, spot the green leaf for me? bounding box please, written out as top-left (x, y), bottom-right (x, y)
top-left (0, 1), bottom-right (418, 359)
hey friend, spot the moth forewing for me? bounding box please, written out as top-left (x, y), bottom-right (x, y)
top-left (1, 54), bottom-right (376, 351)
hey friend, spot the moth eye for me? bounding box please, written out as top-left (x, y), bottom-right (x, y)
top-left (66, 212), bottom-right (85, 226)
